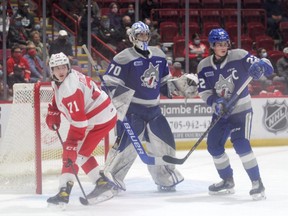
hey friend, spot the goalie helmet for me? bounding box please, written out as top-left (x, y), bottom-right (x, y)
top-left (208, 28), bottom-right (230, 48)
top-left (128, 21), bottom-right (150, 51)
top-left (49, 52), bottom-right (71, 80)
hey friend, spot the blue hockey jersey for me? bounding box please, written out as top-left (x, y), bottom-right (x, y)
top-left (103, 46), bottom-right (170, 107)
top-left (197, 49), bottom-right (259, 115)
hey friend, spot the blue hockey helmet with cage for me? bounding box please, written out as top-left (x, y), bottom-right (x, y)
top-left (128, 21), bottom-right (151, 51)
top-left (208, 28), bottom-right (230, 47)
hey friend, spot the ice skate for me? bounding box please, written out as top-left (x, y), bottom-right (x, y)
top-left (86, 177), bottom-right (115, 205)
top-left (249, 178), bottom-right (266, 201)
top-left (209, 177), bottom-right (235, 195)
top-left (157, 185), bottom-right (176, 192)
top-left (47, 181), bottom-right (74, 209)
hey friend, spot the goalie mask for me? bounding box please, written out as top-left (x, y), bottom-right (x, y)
top-left (128, 21), bottom-right (151, 51)
top-left (49, 52), bottom-right (71, 82)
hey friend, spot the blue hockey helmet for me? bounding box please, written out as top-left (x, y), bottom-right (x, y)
top-left (208, 28), bottom-right (230, 47)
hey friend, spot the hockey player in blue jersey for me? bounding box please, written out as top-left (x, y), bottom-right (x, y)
top-left (197, 28), bottom-right (273, 200)
top-left (83, 21), bottom-right (198, 204)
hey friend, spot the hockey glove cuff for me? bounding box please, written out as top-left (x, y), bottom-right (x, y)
top-left (46, 103), bottom-right (61, 131)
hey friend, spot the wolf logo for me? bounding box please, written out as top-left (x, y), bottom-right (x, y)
top-left (141, 62), bottom-right (159, 89)
top-left (215, 74), bottom-right (235, 99)
top-left (263, 100), bottom-right (288, 133)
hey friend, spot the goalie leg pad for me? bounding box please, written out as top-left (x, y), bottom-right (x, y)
top-left (146, 115), bottom-right (184, 187)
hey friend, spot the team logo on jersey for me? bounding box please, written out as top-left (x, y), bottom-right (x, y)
top-left (134, 61), bottom-right (143, 66)
top-left (204, 71), bottom-right (214, 77)
top-left (263, 100), bottom-right (288, 133)
top-left (141, 62), bottom-right (159, 89)
top-left (215, 74), bottom-right (235, 99)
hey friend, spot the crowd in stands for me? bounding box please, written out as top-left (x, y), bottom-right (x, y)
top-left (1, 0), bottom-right (288, 100)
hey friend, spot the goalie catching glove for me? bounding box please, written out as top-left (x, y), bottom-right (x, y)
top-left (167, 73), bottom-right (199, 98)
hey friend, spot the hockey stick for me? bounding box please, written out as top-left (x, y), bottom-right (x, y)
top-left (53, 125), bottom-right (89, 205)
top-left (162, 76), bottom-right (254, 165)
top-left (82, 44), bottom-right (169, 165)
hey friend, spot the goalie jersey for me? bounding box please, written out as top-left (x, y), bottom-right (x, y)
top-left (104, 46), bottom-right (170, 107)
top-left (197, 49), bottom-right (258, 115)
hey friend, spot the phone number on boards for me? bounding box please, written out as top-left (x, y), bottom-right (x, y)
top-left (169, 119), bottom-right (211, 131)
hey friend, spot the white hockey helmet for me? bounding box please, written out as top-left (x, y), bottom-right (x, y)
top-left (49, 52), bottom-right (71, 79)
top-left (128, 21), bottom-right (150, 51)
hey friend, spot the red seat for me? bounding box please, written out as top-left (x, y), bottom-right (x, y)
top-left (233, 35), bottom-right (253, 51)
top-left (202, 22), bottom-right (222, 36)
top-left (159, 0), bottom-right (179, 8)
top-left (243, 0), bottom-right (262, 9)
top-left (200, 10), bottom-right (222, 26)
top-left (268, 50), bottom-right (284, 66)
top-left (181, 22), bottom-right (200, 36)
top-left (242, 10), bottom-right (266, 30)
top-left (181, 0), bottom-right (201, 8)
top-left (159, 9), bottom-right (179, 22)
top-left (173, 36), bottom-right (185, 59)
top-left (246, 22), bottom-right (266, 41)
top-left (222, 0), bottom-right (238, 8)
top-left (100, 7), bottom-right (110, 16)
top-left (0, 49), bottom-right (12, 63)
top-left (255, 35), bottom-right (275, 51)
top-left (179, 9), bottom-right (199, 23)
top-left (201, 0), bottom-right (222, 8)
top-left (225, 22), bottom-right (245, 39)
top-left (159, 21), bottom-right (179, 43)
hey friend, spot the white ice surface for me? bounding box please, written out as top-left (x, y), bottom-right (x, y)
top-left (0, 146), bottom-right (288, 216)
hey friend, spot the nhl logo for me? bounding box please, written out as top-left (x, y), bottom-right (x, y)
top-left (263, 101), bottom-right (288, 133)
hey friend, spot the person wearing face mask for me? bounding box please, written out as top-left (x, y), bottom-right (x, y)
top-left (49, 30), bottom-right (77, 65)
top-left (183, 33), bottom-right (209, 74)
top-left (108, 2), bottom-right (122, 31)
top-left (7, 14), bottom-right (29, 49)
top-left (6, 44), bottom-right (31, 90)
top-left (23, 42), bottom-right (49, 82)
top-left (124, 4), bottom-right (135, 23)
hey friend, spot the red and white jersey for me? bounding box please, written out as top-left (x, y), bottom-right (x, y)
top-left (52, 69), bottom-right (117, 131)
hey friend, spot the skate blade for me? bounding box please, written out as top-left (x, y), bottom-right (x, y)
top-left (47, 202), bottom-right (67, 211)
top-left (251, 192), bottom-right (266, 201)
top-left (209, 188), bottom-right (235, 195)
top-left (87, 191), bottom-right (114, 205)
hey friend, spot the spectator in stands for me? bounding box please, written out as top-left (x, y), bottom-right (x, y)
top-left (141, 0), bottom-right (160, 26)
top-left (49, 30), bottom-right (77, 65)
top-left (96, 15), bottom-right (121, 50)
top-left (6, 44), bottom-right (31, 90)
top-left (29, 30), bottom-right (48, 61)
top-left (276, 47), bottom-right (288, 92)
top-left (263, 0), bottom-right (288, 39)
top-left (7, 14), bottom-right (30, 49)
top-left (184, 33), bottom-right (209, 74)
top-left (116, 15), bottom-right (133, 52)
top-left (79, 2), bottom-right (100, 45)
top-left (107, 2), bottom-right (122, 31)
top-left (14, 1), bottom-right (36, 35)
top-left (144, 18), bottom-right (161, 46)
top-left (124, 4), bottom-right (136, 23)
top-left (23, 42), bottom-right (49, 82)
top-left (58, 0), bottom-right (85, 30)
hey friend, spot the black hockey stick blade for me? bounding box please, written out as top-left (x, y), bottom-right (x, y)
top-left (79, 197), bottom-right (89, 205)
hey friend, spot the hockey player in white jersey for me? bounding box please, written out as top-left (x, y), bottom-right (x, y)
top-left (197, 28), bottom-right (273, 200)
top-left (45, 52), bottom-right (117, 207)
top-left (84, 21), bottom-right (198, 204)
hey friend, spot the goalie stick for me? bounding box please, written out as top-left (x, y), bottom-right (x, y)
top-left (162, 76), bottom-right (253, 165)
top-left (82, 44), bottom-right (169, 166)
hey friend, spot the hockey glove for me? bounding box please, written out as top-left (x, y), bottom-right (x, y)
top-left (46, 104), bottom-right (61, 131)
top-left (215, 98), bottom-right (234, 119)
top-left (248, 59), bottom-right (274, 80)
top-left (63, 140), bottom-right (78, 168)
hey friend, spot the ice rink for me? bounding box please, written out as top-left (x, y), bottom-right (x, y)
top-left (0, 146), bottom-right (288, 216)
